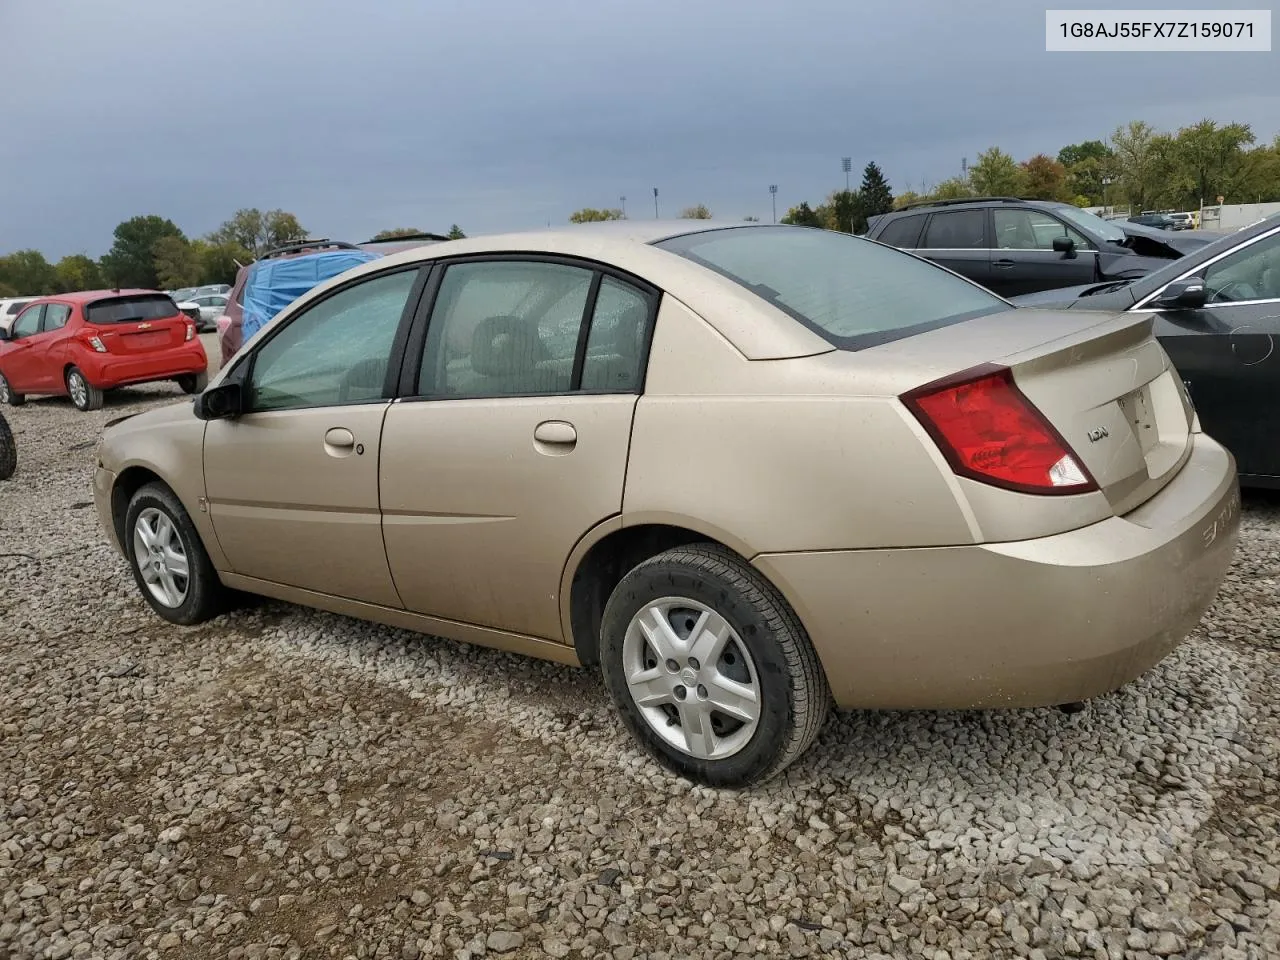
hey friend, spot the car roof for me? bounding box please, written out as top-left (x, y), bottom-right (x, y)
top-left (30, 288), bottom-right (165, 304)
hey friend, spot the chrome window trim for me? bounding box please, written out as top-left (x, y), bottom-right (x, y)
top-left (1130, 224), bottom-right (1280, 310)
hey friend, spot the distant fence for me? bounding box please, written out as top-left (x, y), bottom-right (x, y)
top-left (1198, 202), bottom-right (1280, 232)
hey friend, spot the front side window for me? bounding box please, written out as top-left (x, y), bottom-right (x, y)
top-left (1202, 230), bottom-right (1280, 303)
top-left (656, 226), bottom-right (1009, 350)
top-left (248, 268), bottom-right (418, 412)
top-left (11, 305), bottom-right (43, 338)
top-left (921, 210), bottom-right (986, 249)
top-left (42, 304), bottom-right (71, 331)
top-left (418, 260), bottom-right (595, 397)
top-left (994, 209), bottom-right (1091, 251)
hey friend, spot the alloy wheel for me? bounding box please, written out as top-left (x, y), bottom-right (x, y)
top-left (132, 507), bottom-right (190, 608)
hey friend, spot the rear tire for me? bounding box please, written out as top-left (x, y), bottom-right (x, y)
top-left (0, 372), bottom-right (23, 406)
top-left (124, 482), bottom-right (228, 625)
top-left (0, 411), bottom-right (16, 481)
top-left (600, 543), bottom-right (831, 788)
top-left (178, 372), bottom-right (208, 395)
top-left (66, 367), bottom-right (103, 411)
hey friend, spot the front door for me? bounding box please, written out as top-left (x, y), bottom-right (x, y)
top-left (989, 207), bottom-right (1098, 296)
top-left (203, 266), bottom-right (424, 606)
top-left (2, 304), bottom-right (47, 392)
top-left (380, 258), bottom-right (657, 641)
top-left (1153, 227), bottom-right (1280, 480)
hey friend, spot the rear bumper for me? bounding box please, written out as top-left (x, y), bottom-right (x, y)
top-left (84, 343), bottom-right (207, 388)
top-left (754, 434), bottom-right (1241, 710)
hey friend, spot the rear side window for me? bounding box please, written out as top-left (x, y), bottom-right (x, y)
top-left (85, 294), bottom-right (180, 324)
top-left (921, 210), bottom-right (987, 249)
top-left (42, 304), bottom-right (72, 331)
top-left (876, 215), bottom-right (926, 248)
top-left (655, 226), bottom-right (1010, 350)
top-left (5, 301), bottom-right (30, 316)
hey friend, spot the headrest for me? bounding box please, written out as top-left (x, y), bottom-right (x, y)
top-left (471, 315), bottom-right (547, 377)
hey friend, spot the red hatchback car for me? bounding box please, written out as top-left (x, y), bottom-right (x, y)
top-left (0, 290), bottom-right (208, 411)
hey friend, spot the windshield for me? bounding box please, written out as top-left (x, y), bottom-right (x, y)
top-left (85, 294), bottom-right (180, 324)
top-left (1051, 205), bottom-right (1128, 244)
top-left (655, 226), bottom-right (1011, 350)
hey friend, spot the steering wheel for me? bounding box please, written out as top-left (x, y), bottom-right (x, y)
top-left (1207, 279), bottom-right (1259, 304)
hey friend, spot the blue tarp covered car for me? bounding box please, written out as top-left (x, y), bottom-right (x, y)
top-left (239, 248), bottom-right (380, 346)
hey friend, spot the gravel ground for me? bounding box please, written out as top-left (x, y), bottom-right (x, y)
top-left (2, 353), bottom-right (1279, 960)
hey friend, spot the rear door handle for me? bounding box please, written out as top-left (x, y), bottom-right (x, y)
top-left (993, 259), bottom-right (1016, 268)
top-left (533, 420), bottom-right (577, 445)
top-left (324, 427), bottom-right (360, 458)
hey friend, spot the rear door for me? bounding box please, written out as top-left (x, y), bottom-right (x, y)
top-left (379, 256), bottom-right (656, 641)
top-left (916, 210), bottom-right (991, 287)
top-left (989, 208), bottom-right (1098, 295)
top-left (1145, 225), bottom-right (1280, 480)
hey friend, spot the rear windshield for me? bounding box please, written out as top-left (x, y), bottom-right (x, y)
top-left (85, 294), bottom-right (180, 324)
top-left (654, 226), bottom-right (1011, 350)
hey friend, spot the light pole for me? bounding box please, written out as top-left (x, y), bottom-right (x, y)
top-left (769, 184), bottom-right (778, 223)
top-left (841, 157), bottom-right (852, 193)
top-left (653, 187), bottom-right (659, 219)
top-left (1102, 176), bottom-right (1113, 215)
top-left (620, 195), bottom-right (626, 218)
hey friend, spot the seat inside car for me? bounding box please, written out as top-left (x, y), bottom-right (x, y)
top-left (461, 314), bottom-right (565, 395)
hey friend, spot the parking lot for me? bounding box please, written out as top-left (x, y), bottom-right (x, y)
top-left (1, 335), bottom-right (1279, 960)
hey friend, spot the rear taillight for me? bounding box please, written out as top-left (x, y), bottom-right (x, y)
top-left (901, 364), bottom-right (1096, 496)
top-left (87, 335), bottom-right (107, 353)
top-left (185, 323), bottom-right (195, 341)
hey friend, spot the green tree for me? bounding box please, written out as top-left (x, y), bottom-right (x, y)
top-left (54, 254), bottom-right (103, 293)
top-left (447, 224), bottom-right (467, 239)
top-left (680, 204), bottom-right (713, 219)
top-left (1020, 153), bottom-right (1070, 201)
top-left (1057, 140), bottom-right (1112, 169)
top-left (371, 227), bottom-right (423, 241)
top-left (0, 282), bottom-right (15, 298)
top-left (197, 241), bottom-right (251, 286)
top-left (569, 207), bottom-right (625, 223)
top-left (930, 177), bottom-right (975, 200)
top-left (780, 201), bottom-right (823, 226)
top-left (859, 161), bottom-right (894, 217)
top-left (1234, 144), bottom-right (1280, 202)
top-left (0, 250), bottom-right (58, 295)
top-left (892, 191), bottom-right (927, 210)
top-left (209, 208), bottom-right (307, 257)
top-left (1110, 120), bottom-right (1159, 211)
top-left (1171, 119), bottom-right (1255, 206)
top-left (152, 236), bottom-right (202, 289)
top-left (100, 215), bottom-right (185, 288)
top-left (969, 147), bottom-right (1026, 196)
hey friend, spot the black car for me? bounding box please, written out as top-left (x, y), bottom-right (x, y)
top-left (1128, 213), bottom-right (1176, 230)
top-left (1011, 213), bottom-right (1280, 488)
top-left (866, 197), bottom-right (1219, 297)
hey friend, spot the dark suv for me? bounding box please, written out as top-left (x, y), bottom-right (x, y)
top-left (865, 197), bottom-right (1214, 297)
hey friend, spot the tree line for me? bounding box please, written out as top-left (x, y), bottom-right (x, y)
top-left (0, 213), bottom-right (468, 298)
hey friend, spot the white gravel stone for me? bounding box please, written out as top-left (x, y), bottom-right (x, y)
top-left (1, 365), bottom-right (1279, 959)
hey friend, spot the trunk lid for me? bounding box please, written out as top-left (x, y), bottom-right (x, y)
top-left (867, 307), bottom-right (1194, 518)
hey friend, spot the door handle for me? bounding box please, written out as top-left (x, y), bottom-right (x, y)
top-left (324, 427), bottom-right (358, 458)
top-left (993, 259), bottom-right (1016, 268)
top-left (533, 420), bottom-right (576, 445)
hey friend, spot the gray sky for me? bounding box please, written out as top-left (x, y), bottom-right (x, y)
top-left (1, 0), bottom-right (1276, 258)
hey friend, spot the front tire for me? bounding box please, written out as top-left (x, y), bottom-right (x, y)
top-left (178, 372), bottom-right (208, 395)
top-left (0, 371), bottom-right (24, 406)
top-left (600, 543), bottom-right (831, 788)
top-left (124, 482), bottom-right (228, 625)
top-left (66, 367), bottom-right (103, 411)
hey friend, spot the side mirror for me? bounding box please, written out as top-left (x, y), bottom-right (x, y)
top-left (1154, 277), bottom-right (1209, 310)
top-left (1052, 236), bottom-right (1077, 257)
top-left (193, 381), bottom-right (243, 420)
top-left (0, 327), bottom-right (8, 341)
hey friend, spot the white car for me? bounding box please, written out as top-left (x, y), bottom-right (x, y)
top-left (0, 298), bottom-right (35, 335)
